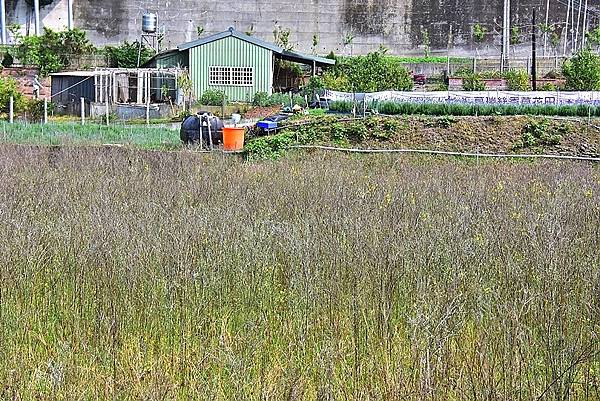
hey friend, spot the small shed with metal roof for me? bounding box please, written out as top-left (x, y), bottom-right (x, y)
top-left (150, 27), bottom-right (335, 102)
top-left (50, 71), bottom-right (97, 116)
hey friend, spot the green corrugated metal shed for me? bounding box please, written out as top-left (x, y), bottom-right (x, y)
top-left (189, 35), bottom-right (273, 102)
top-left (154, 27), bottom-right (334, 102)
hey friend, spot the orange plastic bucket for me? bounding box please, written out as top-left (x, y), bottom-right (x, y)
top-left (222, 127), bottom-right (245, 151)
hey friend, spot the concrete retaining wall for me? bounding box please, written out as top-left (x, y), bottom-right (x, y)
top-left (3, 0), bottom-right (594, 57)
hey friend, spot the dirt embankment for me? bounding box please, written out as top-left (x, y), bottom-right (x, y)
top-left (279, 115), bottom-right (600, 158)
top-left (382, 116), bottom-right (599, 157)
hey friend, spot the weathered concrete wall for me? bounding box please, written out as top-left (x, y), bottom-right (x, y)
top-left (3, 0), bottom-right (594, 56)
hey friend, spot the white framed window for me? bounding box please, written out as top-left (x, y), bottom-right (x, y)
top-left (209, 66), bottom-right (253, 86)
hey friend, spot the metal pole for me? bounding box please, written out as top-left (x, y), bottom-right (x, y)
top-left (99, 73), bottom-right (103, 103)
top-left (502, 0), bottom-right (511, 71)
top-left (146, 73), bottom-right (150, 126)
top-left (9, 96), bottom-right (13, 123)
top-left (532, 9), bottom-right (537, 91)
top-left (80, 97), bottom-right (85, 125)
top-left (564, 0), bottom-right (571, 56)
top-left (105, 77), bottom-right (110, 126)
top-left (582, 0), bottom-right (589, 48)
top-left (67, 0), bottom-right (73, 30)
top-left (0, 0), bottom-right (6, 44)
top-left (33, 0), bottom-right (40, 36)
top-left (43, 97), bottom-right (48, 124)
top-left (571, 0), bottom-right (576, 52)
top-left (575, 0), bottom-right (583, 50)
top-left (543, 0), bottom-right (550, 56)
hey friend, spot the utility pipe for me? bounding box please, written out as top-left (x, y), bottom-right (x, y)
top-left (0, 0), bottom-right (6, 44)
top-left (582, 0), bottom-right (589, 48)
top-left (564, 0), bottom-right (571, 56)
top-left (67, 0), bottom-right (73, 30)
top-left (543, 0), bottom-right (550, 56)
top-left (34, 0), bottom-right (40, 36)
top-left (575, 0), bottom-right (583, 49)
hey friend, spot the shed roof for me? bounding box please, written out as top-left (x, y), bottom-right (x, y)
top-left (177, 27), bottom-right (335, 66)
top-left (50, 71), bottom-right (97, 77)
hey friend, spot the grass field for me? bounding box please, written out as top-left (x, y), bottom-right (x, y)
top-left (0, 145), bottom-right (598, 399)
top-left (0, 122), bottom-right (179, 149)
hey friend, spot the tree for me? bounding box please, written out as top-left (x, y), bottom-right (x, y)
top-left (473, 24), bottom-right (487, 42)
top-left (13, 28), bottom-right (95, 75)
top-left (104, 41), bottom-right (153, 68)
top-left (562, 47), bottom-right (600, 90)
top-left (586, 26), bottom-right (600, 49)
top-left (323, 51), bottom-right (414, 92)
top-left (0, 76), bottom-right (25, 113)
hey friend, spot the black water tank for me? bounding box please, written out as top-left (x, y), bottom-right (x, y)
top-left (180, 113), bottom-right (224, 145)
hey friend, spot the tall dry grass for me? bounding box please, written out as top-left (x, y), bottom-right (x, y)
top-left (0, 145), bottom-right (598, 400)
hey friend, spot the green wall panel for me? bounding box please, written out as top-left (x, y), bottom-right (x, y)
top-left (189, 36), bottom-right (273, 103)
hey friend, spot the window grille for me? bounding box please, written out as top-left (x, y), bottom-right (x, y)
top-left (209, 66), bottom-right (253, 86)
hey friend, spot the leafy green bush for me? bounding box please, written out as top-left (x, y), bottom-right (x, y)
top-left (252, 92), bottom-right (304, 107)
top-left (462, 73), bottom-right (486, 91)
top-left (26, 98), bottom-right (55, 121)
top-left (270, 92), bottom-right (295, 107)
top-left (245, 131), bottom-right (295, 159)
top-left (0, 76), bottom-right (26, 113)
top-left (472, 24), bottom-right (487, 42)
top-left (246, 115), bottom-right (410, 158)
top-left (14, 28), bottom-right (95, 75)
top-left (323, 51), bottom-right (414, 92)
top-left (562, 47), bottom-right (600, 90)
top-left (200, 89), bottom-right (227, 106)
top-left (515, 118), bottom-right (563, 148)
top-left (252, 91), bottom-right (270, 107)
top-left (329, 100), bottom-right (353, 113)
top-left (302, 75), bottom-right (325, 100)
top-left (505, 69), bottom-right (531, 91)
top-left (104, 41), bottom-right (153, 68)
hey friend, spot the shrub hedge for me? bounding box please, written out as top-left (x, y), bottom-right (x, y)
top-left (372, 101), bottom-right (600, 117)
